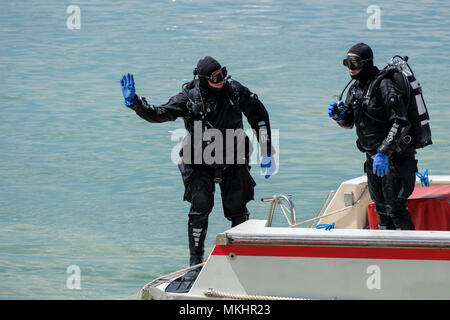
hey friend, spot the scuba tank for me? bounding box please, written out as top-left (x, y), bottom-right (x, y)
top-left (377, 55), bottom-right (432, 149)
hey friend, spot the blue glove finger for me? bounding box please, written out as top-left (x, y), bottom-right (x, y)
top-left (380, 165), bottom-right (385, 177)
top-left (328, 105), bottom-right (337, 118)
top-left (127, 73), bottom-right (132, 85)
top-left (127, 74), bottom-right (135, 93)
top-left (121, 76), bottom-right (128, 99)
top-left (328, 102), bottom-right (343, 119)
top-left (338, 100), bottom-right (345, 106)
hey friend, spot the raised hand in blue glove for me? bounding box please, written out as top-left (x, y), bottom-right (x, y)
top-left (260, 154), bottom-right (276, 179)
top-left (328, 101), bottom-right (346, 120)
top-left (373, 151), bottom-right (389, 177)
top-left (120, 73), bottom-right (137, 106)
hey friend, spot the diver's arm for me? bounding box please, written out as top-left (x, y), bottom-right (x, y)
top-left (377, 78), bottom-right (411, 156)
top-left (237, 83), bottom-right (275, 156)
top-left (120, 74), bottom-right (188, 123)
top-left (126, 92), bottom-right (189, 123)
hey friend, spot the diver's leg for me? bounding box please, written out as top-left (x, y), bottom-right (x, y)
top-left (366, 155), bottom-right (395, 230)
top-left (184, 166), bottom-right (215, 266)
top-left (220, 165), bottom-right (255, 227)
top-left (384, 158), bottom-right (416, 230)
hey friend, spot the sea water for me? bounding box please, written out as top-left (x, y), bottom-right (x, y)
top-left (0, 0), bottom-right (449, 299)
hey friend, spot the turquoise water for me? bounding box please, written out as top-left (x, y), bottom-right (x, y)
top-left (0, 0), bottom-right (449, 299)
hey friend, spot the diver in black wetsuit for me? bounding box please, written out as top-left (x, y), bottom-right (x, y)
top-left (328, 43), bottom-right (416, 230)
top-left (120, 56), bottom-right (276, 266)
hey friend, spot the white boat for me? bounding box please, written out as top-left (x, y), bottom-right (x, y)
top-left (141, 175), bottom-right (450, 300)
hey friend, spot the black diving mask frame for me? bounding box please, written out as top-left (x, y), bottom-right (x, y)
top-left (198, 67), bottom-right (228, 84)
top-left (343, 56), bottom-right (372, 71)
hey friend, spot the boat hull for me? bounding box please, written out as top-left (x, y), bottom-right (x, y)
top-left (144, 220), bottom-right (450, 300)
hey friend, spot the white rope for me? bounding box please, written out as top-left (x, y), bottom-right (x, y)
top-left (288, 205), bottom-right (353, 228)
top-left (204, 289), bottom-right (312, 300)
top-left (289, 186), bottom-right (369, 228)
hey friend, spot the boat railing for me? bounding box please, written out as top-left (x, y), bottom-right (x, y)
top-left (261, 191), bottom-right (335, 228)
top-left (262, 186), bottom-right (369, 228)
top-left (261, 194), bottom-right (297, 227)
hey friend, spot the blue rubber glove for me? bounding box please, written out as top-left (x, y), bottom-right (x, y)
top-left (373, 151), bottom-right (389, 177)
top-left (120, 73), bottom-right (137, 106)
top-left (328, 101), bottom-right (346, 120)
top-left (260, 154), bottom-right (276, 179)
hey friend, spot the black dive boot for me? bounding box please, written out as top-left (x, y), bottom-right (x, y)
top-left (165, 215), bottom-right (208, 294)
top-left (188, 215), bottom-right (209, 266)
top-left (392, 211), bottom-right (415, 230)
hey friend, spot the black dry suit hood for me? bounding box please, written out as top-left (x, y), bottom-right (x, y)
top-left (347, 43), bottom-right (379, 81)
top-left (194, 56), bottom-right (223, 92)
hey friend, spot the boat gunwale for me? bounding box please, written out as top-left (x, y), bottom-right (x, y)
top-left (227, 238), bottom-right (450, 249)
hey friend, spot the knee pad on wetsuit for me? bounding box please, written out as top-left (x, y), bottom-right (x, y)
top-left (189, 186), bottom-right (214, 216)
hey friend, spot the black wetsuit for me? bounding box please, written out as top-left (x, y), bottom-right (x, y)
top-left (337, 66), bottom-right (417, 230)
top-left (126, 78), bottom-right (273, 264)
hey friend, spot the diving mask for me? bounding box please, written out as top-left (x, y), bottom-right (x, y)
top-left (199, 67), bottom-right (227, 84)
top-left (343, 56), bottom-right (372, 71)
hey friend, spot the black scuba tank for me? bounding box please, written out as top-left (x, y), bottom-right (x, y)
top-left (362, 55), bottom-right (432, 149)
